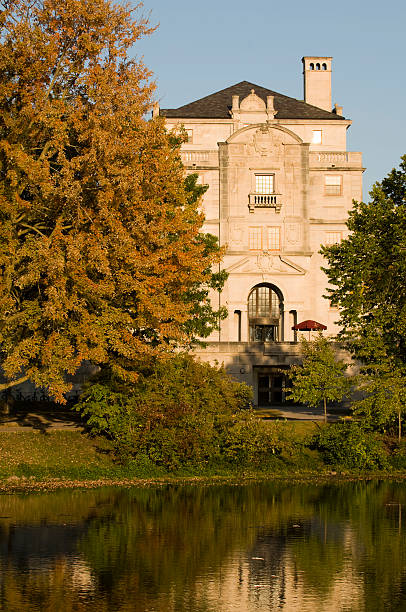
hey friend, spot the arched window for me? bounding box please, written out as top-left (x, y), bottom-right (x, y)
top-left (316, 63), bottom-right (321, 70)
top-left (309, 63), bottom-right (314, 70)
top-left (248, 284), bottom-right (284, 342)
top-left (322, 63), bottom-right (327, 70)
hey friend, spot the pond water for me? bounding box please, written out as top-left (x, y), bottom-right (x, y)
top-left (0, 480), bottom-right (405, 611)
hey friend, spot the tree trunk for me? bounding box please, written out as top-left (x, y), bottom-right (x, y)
top-left (398, 409), bottom-right (402, 441)
top-left (323, 397), bottom-right (327, 424)
top-left (0, 375), bottom-right (29, 391)
top-left (1, 393), bottom-right (14, 416)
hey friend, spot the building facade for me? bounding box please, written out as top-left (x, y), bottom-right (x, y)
top-left (159, 57), bottom-right (364, 406)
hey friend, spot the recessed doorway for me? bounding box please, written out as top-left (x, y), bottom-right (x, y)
top-left (255, 368), bottom-right (289, 406)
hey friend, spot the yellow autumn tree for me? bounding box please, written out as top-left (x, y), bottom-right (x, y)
top-left (0, 0), bottom-right (225, 401)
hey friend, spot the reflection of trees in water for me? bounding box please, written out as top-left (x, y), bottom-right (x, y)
top-left (0, 482), bottom-right (405, 611)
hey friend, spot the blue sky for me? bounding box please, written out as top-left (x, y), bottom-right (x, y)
top-left (137, 0), bottom-right (405, 196)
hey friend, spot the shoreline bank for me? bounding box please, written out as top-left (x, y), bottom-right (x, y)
top-left (2, 471), bottom-right (406, 493)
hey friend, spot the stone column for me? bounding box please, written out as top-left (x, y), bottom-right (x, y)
top-left (241, 307), bottom-right (249, 342)
top-left (283, 311), bottom-right (291, 342)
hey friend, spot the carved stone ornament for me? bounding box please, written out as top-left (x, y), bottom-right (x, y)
top-left (229, 223), bottom-right (244, 246)
top-left (257, 251), bottom-right (284, 272)
top-left (252, 125), bottom-right (282, 158)
top-left (286, 223), bottom-right (300, 244)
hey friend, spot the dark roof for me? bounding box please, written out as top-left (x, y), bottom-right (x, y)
top-left (161, 81), bottom-right (346, 121)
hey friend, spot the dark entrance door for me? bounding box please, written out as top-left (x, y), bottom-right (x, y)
top-left (257, 373), bottom-right (284, 405)
top-left (252, 325), bottom-right (278, 342)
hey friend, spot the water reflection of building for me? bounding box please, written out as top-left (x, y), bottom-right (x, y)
top-left (192, 554), bottom-right (364, 611)
top-left (191, 525), bottom-right (364, 611)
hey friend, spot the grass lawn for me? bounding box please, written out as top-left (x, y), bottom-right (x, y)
top-left (289, 421), bottom-right (321, 437)
top-left (261, 419), bottom-right (319, 438)
top-left (0, 431), bottom-right (115, 478)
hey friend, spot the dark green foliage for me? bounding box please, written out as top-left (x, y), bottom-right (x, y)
top-left (313, 422), bottom-right (388, 470)
top-left (77, 354), bottom-right (275, 469)
top-left (321, 155), bottom-right (406, 367)
top-left (221, 418), bottom-right (299, 467)
top-left (322, 157), bottom-right (406, 437)
top-left (181, 173), bottom-right (228, 342)
top-left (184, 172), bottom-right (208, 205)
top-left (353, 362), bottom-right (406, 439)
top-left (388, 440), bottom-right (406, 469)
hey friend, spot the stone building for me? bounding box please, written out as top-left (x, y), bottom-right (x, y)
top-left (158, 57), bottom-right (364, 406)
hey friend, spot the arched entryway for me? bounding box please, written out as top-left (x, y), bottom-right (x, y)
top-left (247, 283), bottom-right (284, 342)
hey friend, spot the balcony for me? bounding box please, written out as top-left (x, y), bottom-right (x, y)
top-left (248, 193), bottom-right (282, 213)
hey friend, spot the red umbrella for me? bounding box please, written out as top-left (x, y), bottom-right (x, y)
top-left (292, 320), bottom-right (327, 340)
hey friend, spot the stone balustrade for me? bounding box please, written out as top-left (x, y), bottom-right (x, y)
top-left (309, 151), bottom-right (363, 167)
top-left (180, 150), bottom-right (218, 166)
top-left (248, 193), bottom-right (282, 213)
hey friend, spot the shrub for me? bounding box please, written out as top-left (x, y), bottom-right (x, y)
top-left (76, 354), bottom-right (260, 469)
top-left (312, 421), bottom-right (388, 470)
top-left (388, 440), bottom-right (406, 470)
top-left (221, 415), bottom-right (295, 466)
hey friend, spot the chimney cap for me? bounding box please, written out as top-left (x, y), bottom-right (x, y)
top-left (302, 56), bottom-right (332, 61)
top-left (302, 57), bottom-right (332, 72)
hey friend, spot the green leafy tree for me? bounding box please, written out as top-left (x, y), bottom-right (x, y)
top-left (287, 334), bottom-right (352, 423)
top-left (321, 155), bottom-right (406, 367)
top-left (321, 156), bottom-right (406, 435)
top-left (181, 173), bottom-right (228, 341)
top-left (353, 358), bottom-right (406, 440)
top-left (0, 0), bottom-right (226, 401)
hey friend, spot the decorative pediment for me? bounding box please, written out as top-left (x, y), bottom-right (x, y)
top-left (240, 89), bottom-right (266, 112)
top-left (226, 254), bottom-right (306, 275)
top-left (230, 89), bottom-right (278, 123)
top-left (226, 123), bottom-right (303, 146)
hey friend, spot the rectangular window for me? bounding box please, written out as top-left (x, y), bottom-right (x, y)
top-left (186, 129), bottom-right (193, 143)
top-left (325, 175), bottom-right (342, 196)
top-left (267, 226), bottom-right (280, 250)
top-left (324, 231), bottom-right (342, 245)
top-left (255, 174), bottom-right (274, 194)
top-left (248, 227), bottom-right (281, 250)
top-left (312, 130), bottom-right (322, 144)
top-left (249, 227), bottom-right (262, 250)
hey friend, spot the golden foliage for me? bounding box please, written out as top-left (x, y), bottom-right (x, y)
top-left (0, 0), bottom-right (222, 400)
